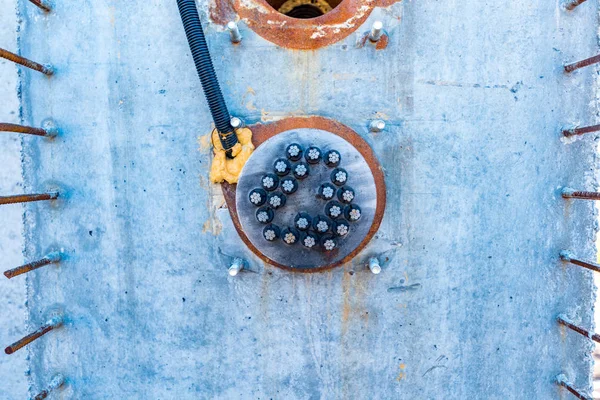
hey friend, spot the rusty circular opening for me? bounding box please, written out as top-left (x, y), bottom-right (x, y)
top-left (266, 0), bottom-right (343, 18)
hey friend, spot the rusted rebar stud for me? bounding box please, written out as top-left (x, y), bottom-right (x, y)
top-left (4, 251), bottom-right (62, 279)
top-left (228, 258), bottom-right (245, 276)
top-left (556, 374), bottom-right (592, 400)
top-left (557, 315), bottom-right (600, 344)
top-left (0, 119), bottom-right (58, 137)
top-left (560, 250), bottom-right (600, 273)
top-left (369, 21), bottom-right (383, 42)
top-left (561, 187), bottom-right (600, 200)
top-left (31, 374), bottom-right (65, 400)
top-left (27, 0), bottom-right (52, 12)
top-left (5, 315), bottom-right (63, 355)
top-left (0, 48), bottom-right (53, 76)
top-left (564, 54), bottom-right (600, 73)
top-left (368, 257), bottom-right (381, 274)
top-left (562, 123), bottom-right (600, 137)
top-left (563, 0), bottom-right (588, 10)
top-left (0, 191), bottom-right (59, 206)
top-left (227, 21), bottom-right (242, 43)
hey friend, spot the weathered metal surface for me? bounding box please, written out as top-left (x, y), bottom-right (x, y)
top-left (12, 0), bottom-right (599, 398)
top-left (235, 127), bottom-right (378, 271)
top-left (223, 116), bottom-right (386, 272)
top-left (211, 0), bottom-right (399, 49)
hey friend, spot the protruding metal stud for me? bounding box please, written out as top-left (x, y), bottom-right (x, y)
top-left (228, 258), bottom-right (245, 276)
top-left (0, 119), bottom-right (58, 137)
top-left (28, 0), bottom-right (52, 12)
top-left (564, 54), bottom-right (600, 73)
top-left (563, 0), bottom-right (588, 11)
top-left (369, 21), bottom-right (383, 42)
top-left (227, 21), bottom-right (242, 44)
top-left (561, 187), bottom-right (600, 200)
top-left (31, 374), bottom-right (65, 400)
top-left (562, 124), bottom-right (600, 137)
top-left (0, 191), bottom-right (59, 206)
top-left (0, 47), bottom-right (53, 76)
top-left (369, 120), bottom-right (386, 133)
top-left (4, 251), bottom-right (62, 279)
top-left (557, 315), bottom-right (600, 344)
top-left (368, 257), bottom-right (381, 274)
top-left (230, 116), bottom-right (243, 129)
top-left (556, 374), bottom-right (592, 400)
top-left (5, 315), bottom-right (63, 355)
top-left (560, 250), bottom-right (600, 273)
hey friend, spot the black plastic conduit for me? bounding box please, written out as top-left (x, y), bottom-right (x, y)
top-left (176, 0), bottom-right (238, 156)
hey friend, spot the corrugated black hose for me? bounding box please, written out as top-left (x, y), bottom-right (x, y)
top-left (176, 0), bottom-right (238, 157)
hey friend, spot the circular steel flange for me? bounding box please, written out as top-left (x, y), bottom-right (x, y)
top-left (236, 128), bottom-right (377, 270)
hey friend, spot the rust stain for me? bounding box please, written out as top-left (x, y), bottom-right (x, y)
top-left (210, 0), bottom-right (400, 50)
top-left (396, 363), bottom-right (406, 381)
top-left (356, 32), bottom-right (389, 50)
top-left (220, 115), bottom-right (387, 272)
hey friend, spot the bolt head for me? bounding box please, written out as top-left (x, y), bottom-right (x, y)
top-left (281, 227), bottom-right (300, 245)
top-left (304, 146), bottom-right (322, 164)
top-left (263, 224), bottom-right (281, 241)
top-left (261, 173), bottom-right (280, 191)
top-left (344, 204), bottom-right (362, 222)
top-left (281, 177), bottom-right (298, 194)
top-left (273, 158), bottom-right (292, 176)
top-left (324, 150), bottom-right (341, 167)
top-left (331, 168), bottom-right (348, 186)
top-left (267, 191), bottom-right (286, 209)
top-left (286, 143), bottom-right (304, 161)
top-left (256, 207), bottom-right (274, 224)
top-left (337, 186), bottom-right (355, 204)
top-left (249, 188), bottom-right (267, 206)
top-left (293, 162), bottom-right (310, 179)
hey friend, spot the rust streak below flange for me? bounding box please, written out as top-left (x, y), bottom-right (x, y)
top-left (222, 116), bottom-right (386, 272)
top-left (211, 0), bottom-right (399, 50)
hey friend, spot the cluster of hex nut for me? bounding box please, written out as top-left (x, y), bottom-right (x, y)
top-left (247, 143), bottom-right (362, 252)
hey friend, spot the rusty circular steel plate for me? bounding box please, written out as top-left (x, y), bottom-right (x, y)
top-left (210, 0), bottom-right (399, 50)
top-left (221, 116), bottom-right (386, 272)
top-left (236, 128), bottom-right (376, 270)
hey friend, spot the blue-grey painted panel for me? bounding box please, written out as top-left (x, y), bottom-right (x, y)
top-left (15, 0), bottom-right (598, 398)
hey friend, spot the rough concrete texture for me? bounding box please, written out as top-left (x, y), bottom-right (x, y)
top-left (0, 0), bottom-right (28, 397)
top-left (12, 0), bottom-right (599, 398)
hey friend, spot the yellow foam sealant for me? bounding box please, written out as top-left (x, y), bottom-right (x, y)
top-left (209, 127), bottom-right (254, 184)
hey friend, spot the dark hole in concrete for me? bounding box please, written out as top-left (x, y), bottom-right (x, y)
top-left (265, 0), bottom-right (343, 18)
